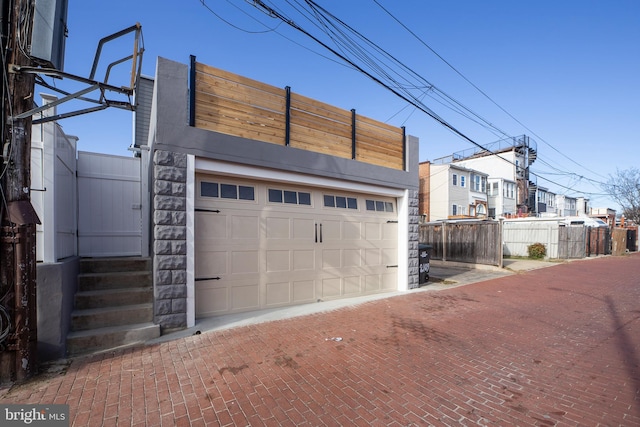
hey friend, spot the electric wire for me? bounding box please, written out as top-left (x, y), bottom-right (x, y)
top-left (371, 0), bottom-right (610, 184)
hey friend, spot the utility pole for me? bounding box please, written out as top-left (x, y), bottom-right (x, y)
top-left (0, 0), bottom-right (39, 383)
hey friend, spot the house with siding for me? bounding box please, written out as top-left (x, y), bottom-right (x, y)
top-left (435, 135), bottom-right (538, 216)
top-left (487, 177), bottom-right (518, 218)
top-left (425, 163), bottom-right (488, 221)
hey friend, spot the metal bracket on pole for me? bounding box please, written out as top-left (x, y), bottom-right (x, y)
top-left (7, 23), bottom-right (144, 124)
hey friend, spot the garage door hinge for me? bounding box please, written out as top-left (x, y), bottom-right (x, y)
top-left (386, 220), bottom-right (398, 223)
top-left (195, 277), bottom-right (221, 281)
top-left (195, 208), bottom-right (221, 213)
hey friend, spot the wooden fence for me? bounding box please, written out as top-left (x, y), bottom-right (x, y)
top-left (586, 227), bottom-right (611, 256)
top-left (419, 220), bottom-right (502, 266)
top-left (421, 220), bottom-right (619, 266)
top-left (191, 61), bottom-right (405, 170)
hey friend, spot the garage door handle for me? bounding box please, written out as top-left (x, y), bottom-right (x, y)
top-left (386, 265), bottom-right (398, 268)
top-left (319, 223), bottom-right (323, 243)
top-left (195, 277), bottom-right (221, 281)
top-left (315, 223), bottom-right (318, 243)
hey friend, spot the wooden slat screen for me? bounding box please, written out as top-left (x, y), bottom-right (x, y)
top-left (193, 61), bottom-right (405, 170)
top-left (194, 62), bottom-right (287, 145)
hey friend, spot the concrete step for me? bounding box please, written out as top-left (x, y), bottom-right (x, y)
top-left (79, 257), bottom-right (151, 274)
top-left (74, 287), bottom-right (154, 310)
top-left (66, 322), bottom-right (161, 357)
top-left (71, 303), bottom-right (154, 331)
top-left (78, 271), bottom-right (152, 292)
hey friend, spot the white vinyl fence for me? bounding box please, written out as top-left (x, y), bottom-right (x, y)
top-left (31, 99), bottom-right (78, 262)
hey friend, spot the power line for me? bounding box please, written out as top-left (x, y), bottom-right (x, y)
top-left (370, 0), bottom-right (610, 184)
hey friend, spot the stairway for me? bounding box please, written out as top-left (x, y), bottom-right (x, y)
top-left (66, 257), bottom-right (160, 357)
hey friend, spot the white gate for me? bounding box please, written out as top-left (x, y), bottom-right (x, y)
top-left (77, 152), bottom-right (142, 257)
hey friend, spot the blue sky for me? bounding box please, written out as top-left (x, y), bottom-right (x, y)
top-left (50, 1), bottom-right (640, 210)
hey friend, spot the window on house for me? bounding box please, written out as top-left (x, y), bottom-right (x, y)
top-left (472, 175), bottom-right (486, 192)
top-left (452, 205), bottom-right (457, 215)
top-left (460, 175), bottom-right (466, 188)
top-left (452, 173), bottom-right (457, 186)
top-left (490, 182), bottom-right (498, 196)
top-left (503, 183), bottom-right (515, 199)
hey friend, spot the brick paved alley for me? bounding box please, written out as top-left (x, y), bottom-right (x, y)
top-left (2, 253), bottom-right (639, 426)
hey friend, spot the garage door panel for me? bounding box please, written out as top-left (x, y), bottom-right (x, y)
top-left (231, 215), bottom-right (260, 239)
top-left (381, 272), bottom-right (397, 290)
top-left (231, 250), bottom-right (259, 274)
top-left (231, 285), bottom-right (260, 310)
top-left (344, 276), bottom-right (361, 295)
top-left (266, 217), bottom-right (290, 239)
top-left (266, 250), bottom-right (290, 272)
top-left (343, 221), bottom-right (362, 240)
top-left (321, 278), bottom-right (341, 298)
top-left (195, 250), bottom-right (227, 276)
top-left (365, 222), bottom-right (381, 240)
top-left (343, 249), bottom-right (362, 267)
top-left (382, 222), bottom-right (397, 240)
top-left (293, 280), bottom-right (315, 303)
top-left (196, 212), bottom-right (227, 237)
top-left (321, 219), bottom-right (341, 240)
top-left (382, 248), bottom-right (397, 266)
top-left (266, 282), bottom-right (290, 306)
top-left (365, 274), bottom-right (381, 292)
top-left (196, 285), bottom-right (228, 316)
top-left (292, 218), bottom-right (314, 240)
top-left (365, 248), bottom-right (381, 266)
top-left (293, 250), bottom-right (315, 270)
top-left (322, 249), bottom-right (342, 269)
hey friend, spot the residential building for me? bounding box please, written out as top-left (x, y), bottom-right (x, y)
top-left (576, 197), bottom-right (590, 216)
top-left (487, 178), bottom-right (518, 218)
top-left (531, 186), bottom-right (557, 216)
top-left (427, 163), bottom-right (488, 221)
top-left (591, 207), bottom-right (616, 228)
top-left (555, 194), bottom-right (578, 217)
top-left (434, 135), bottom-right (537, 216)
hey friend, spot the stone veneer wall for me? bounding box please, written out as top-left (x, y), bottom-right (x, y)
top-left (408, 189), bottom-right (420, 289)
top-left (153, 150), bottom-right (188, 330)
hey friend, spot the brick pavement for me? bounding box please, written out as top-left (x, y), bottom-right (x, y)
top-left (1, 253), bottom-right (639, 426)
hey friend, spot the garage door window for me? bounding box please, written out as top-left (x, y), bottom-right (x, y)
top-left (366, 199), bottom-right (394, 213)
top-left (268, 188), bottom-right (312, 206)
top-left (324, 195), bottom-right (357, 209)
top-left (200, 181), bottom-right (255, 201)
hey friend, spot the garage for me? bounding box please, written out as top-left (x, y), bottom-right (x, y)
top-left (147, 58), bottom-right (418, 331)
top-left (194, 172), bottom-right (399, 318)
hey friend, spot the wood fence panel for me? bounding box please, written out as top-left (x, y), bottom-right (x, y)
top-left (419, 221), bottom-right (501, 266)
top-left (586, 227), bottom-right (611, 256)
top-left (419, 223), bottom-right (443, 259)
top-left (558, 226), bottom-right (586, 259)
top-left (194, 61), bottom-right (405, 169)
top-left (611, 228), bottom-right (628, 256)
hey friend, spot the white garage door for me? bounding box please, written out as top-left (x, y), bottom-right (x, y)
top-left (195, 174), bottom-right (398, 318)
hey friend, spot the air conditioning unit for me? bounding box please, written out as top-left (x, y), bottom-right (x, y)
top-left (30, 0), bottom-right (69, 71)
